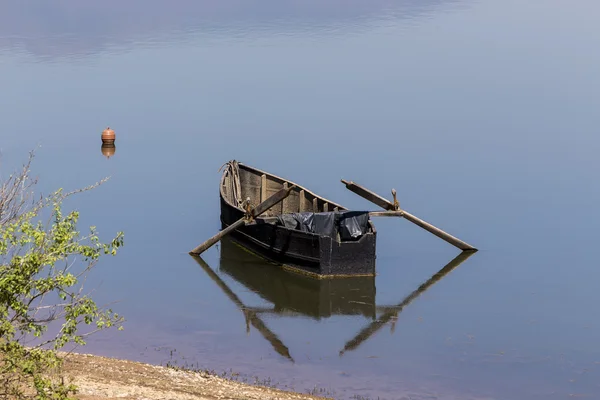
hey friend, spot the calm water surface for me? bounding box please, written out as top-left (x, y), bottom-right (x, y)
top-left (2, 1), bottom-right (600, 399)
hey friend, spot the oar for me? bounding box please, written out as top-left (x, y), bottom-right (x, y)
top-left (189, 185), bottom-right (296, 255)
top-left (341, 180), bottom-right (476, 251)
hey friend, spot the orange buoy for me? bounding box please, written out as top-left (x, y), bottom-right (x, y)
top-left (101, 127), bottom-right (115, 144)
top-left (101, 143), bottom-right (116, 159)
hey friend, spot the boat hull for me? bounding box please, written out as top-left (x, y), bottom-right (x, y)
top-left (220, 198), bottom-right (377, 277)
top-left (218, 161), bottom-right (377, 278)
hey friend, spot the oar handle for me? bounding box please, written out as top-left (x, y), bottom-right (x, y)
top-left (189, 218), bottom-right (246, 255)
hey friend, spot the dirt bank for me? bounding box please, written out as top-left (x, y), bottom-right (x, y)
top-left (60, 352), bottom-right (330, 400)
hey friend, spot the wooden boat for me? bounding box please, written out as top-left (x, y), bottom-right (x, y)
top-left (219, 160), bottom-right (377, 278)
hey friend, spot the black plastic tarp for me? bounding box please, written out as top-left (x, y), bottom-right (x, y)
top-left (337, 211), bottom-right (370, 241)
top-left (275, 210), bottom-right (369, 241)
top-left (313, 212), bottom-right (337, 238)
top-left (276, 213), bottom-right (311, 231)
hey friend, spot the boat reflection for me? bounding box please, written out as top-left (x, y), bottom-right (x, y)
top-left (192, 236), bottom-right (476, 362)
top-left (218, 237), bottom-right (377, 320)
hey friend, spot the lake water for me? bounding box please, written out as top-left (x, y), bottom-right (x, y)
top-left (2, 1), bottom-right (600, 399)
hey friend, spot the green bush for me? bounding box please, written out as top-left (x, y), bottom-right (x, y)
top-left (0, 152), bottom-right (124, 399)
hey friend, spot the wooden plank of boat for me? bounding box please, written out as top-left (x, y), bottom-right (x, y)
top-left (237, 162), bottom-right (348, 212)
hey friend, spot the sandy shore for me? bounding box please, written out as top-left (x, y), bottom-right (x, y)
top-left (60, 352), bottom-right (330, 400)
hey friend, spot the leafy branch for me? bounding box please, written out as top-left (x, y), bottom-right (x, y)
top-left (0, 150), bottom-right (125, 399)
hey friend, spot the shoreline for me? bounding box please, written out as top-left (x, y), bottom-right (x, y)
top-left (59, 351), bottom-right (331, 400)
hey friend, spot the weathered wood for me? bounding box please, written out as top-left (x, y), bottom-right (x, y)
top-left (323, 202), bottom-right (329, 212)
top-left (252, 184), bottom-right (296, 217)
top-left (190, 185), bottom-right (296, 255)
top-left (261, 174), bottom-right (267, 202)
top-left (341, 180), bottom-right (476, 251)
top-left (368, 211), bottom-right (405, 217)
top-left (189, 218), bottom-right (246, 256)
top-left (313, 198), bottom-right (318, 212)
top-left (402, 211), bottom-right (475, 251)
top-left (299, 190), bottom-right (307, 212)
top-left (391, 189), bottom-right (399, 209)
top-left (233, 162), bottom-right (243, 206)
top-left (282, 182), bottom-right (288, 213)
top-left (341, 179), bottom-right (395, 211)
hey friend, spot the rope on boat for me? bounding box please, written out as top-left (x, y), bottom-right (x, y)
top-left (223, 160), bottom-right (245, 208)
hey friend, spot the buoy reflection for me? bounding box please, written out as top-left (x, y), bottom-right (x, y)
top-left (101, 143), bottom-right (116, 159)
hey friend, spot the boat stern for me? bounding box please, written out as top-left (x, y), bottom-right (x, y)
top-left (318, 231), bottom-right (377, 277)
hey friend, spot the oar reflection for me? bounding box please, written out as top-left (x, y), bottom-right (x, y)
top-left (339, 250), bottom-right (476, 356)
top-left (190, 255), bottom-right (294, 362)
top-left (193, 239), bottom-right (476, 363)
